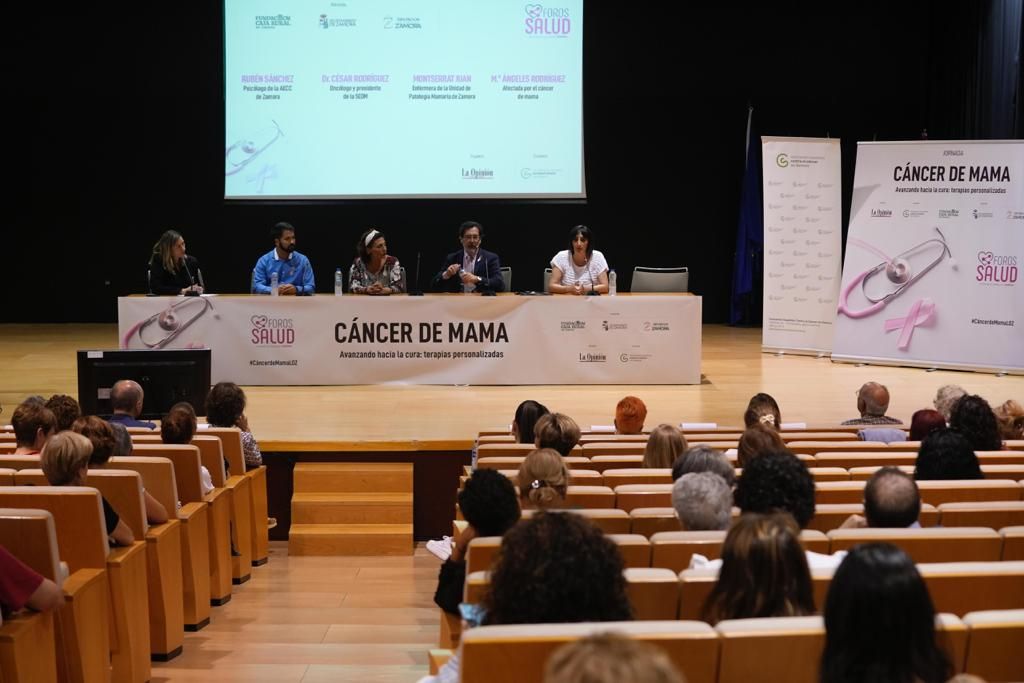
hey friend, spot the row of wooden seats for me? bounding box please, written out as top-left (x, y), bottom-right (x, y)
top-left (472, 463), bottom-right (1024, 489)
top-left (474, 438), bottom-right (1024, 455)
top-left (476, 423), bottom-right (868, 438)
top-left (457, 480), bottom-right (1024, 517)
top-left (453, 500), bottom-right (1024, 540)
top-left (465, 526), bottom-right (1024, 574)
top-left (437, 610), bottom-right (1024, 683)
top-left (463, 560), bottom-right (1024, 621)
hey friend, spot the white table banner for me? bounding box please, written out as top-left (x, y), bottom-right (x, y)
top-left (118, 294), bottom-right (702, 385)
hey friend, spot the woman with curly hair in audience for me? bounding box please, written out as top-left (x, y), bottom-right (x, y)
top-left (820, 543), bottom-right (951, 683)
top-left (518, 448), bottom-right (569, 510)
top-left (205, 381), bottom-right (262, 470)
top-left (949, 394), bottom-right (1003, 452)
top-left (914, 428), bottom-right (982, 481)
top-left (419, 511), bottom-right (631, 683)
top-left (700, 512), bottom-right (815, 624)
top-left (994, 399), bottom-right (1024, 440)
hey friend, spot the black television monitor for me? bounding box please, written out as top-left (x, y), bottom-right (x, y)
top-left (76, 349), bottom-right (212, 419)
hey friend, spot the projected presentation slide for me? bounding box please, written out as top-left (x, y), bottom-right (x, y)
top-left (224, 1), bottom-right (584, 199)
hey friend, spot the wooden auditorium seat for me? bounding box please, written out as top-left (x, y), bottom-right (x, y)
top-left (614, 484), bottom-right (674, 512)
top-left (601, 468), bottom-right (672, 487)
top-left (564, 485), bottom-right (615, 509)
top-left (650, 530), bottom-right (830, 573)
top-left (624, 567), bottom-right (679, 619)
top-left (0, 443), bottom-right (16, 454)
top-left (465, 536), bottom-right (501, 574)
top-left (826, 527), bottom-right (1003, 563)
top-left (0, 486), bottom-right (150, 683)
top-left (0, 455), bottom-right (40, 470)
top-left (458, 621), bottom-right (719, 683)
top-left (786, 441), bottom-right (891, 455)
top-left (132, 443), bottom-right (233, 606)
top-left (714, 616), bottom-right (824, 683)
top-left (581, 443), bottom-right (646, 457)
top-left (111, 455), bottom-right (211, 630)
top-left (1000, 527), bottom-right (1024, 561)
top-left (813, 452), bottom-right (916, 469)
top-left (519, 508), bottom-right (631, 535)
top-left (912, 562), bottom-right (1024, 616)
top-left (475, 456), bottom-right (525, 470)
top-left (847, 465), bottom-right (915, 481)
top-left (608, 534), bottom-right (652, 568)
top-left (806, 467), bottom-right (851, 482)
top-left (0, 468), bottom-right (14, 485)
top-left (815, 479), bottom-right (1023, 505)
top-left (478, 442), bottom-right (583, 457)
top-left (938, 501), bottom-right (1024, 529)
top-left (630, 507), bottom-right (681, 537)
top-left (961, 609), bottom-right (1024, 681)
top-left (975, 451), bottom-right (1024, 465)
top-left (0, 509), bottom-right (63, 683)
top-left (586, 454), bottom-right (644, 472)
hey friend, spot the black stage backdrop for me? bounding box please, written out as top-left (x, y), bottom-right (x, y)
top-left (8, 2), bottom-right (1020, 323)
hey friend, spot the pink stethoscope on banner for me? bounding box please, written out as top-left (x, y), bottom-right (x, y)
top-left (838, 227), bottom-right (955, 349)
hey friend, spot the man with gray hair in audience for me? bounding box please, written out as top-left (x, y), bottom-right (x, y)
top-left (841, 466), bottom-right (922, 529)
top-left (671, 472), bottom-right (732, 531)
top-left (841, 381), bottom-right (903, 425)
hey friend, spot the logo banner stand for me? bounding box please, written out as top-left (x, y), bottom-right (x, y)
top-left (832, 140), bottom-right (1023, 374)
top-left (761, 137), bottom-right (844, 355)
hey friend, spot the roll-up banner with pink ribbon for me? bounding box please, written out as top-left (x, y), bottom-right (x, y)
top-left (761, 137), bottom-right (844, 355)
top-left (833, 140), bottom-right (1024, 374)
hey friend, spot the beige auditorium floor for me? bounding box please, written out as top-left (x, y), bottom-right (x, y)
top-left (1, 323), bottom-right (1020, 681)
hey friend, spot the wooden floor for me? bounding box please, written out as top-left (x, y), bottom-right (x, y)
top-left (1, 323), bottom-right (1019, 447)
top-left (2, 323), bottom-right (1020, 681)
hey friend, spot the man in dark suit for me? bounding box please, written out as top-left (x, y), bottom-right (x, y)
top-left (431, 221), bottom-right (505, 293)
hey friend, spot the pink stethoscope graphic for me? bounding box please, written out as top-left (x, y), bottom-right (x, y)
top-left (838, 227), bottom-right (955, 349)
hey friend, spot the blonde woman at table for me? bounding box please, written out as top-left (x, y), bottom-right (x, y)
top-left (349, 228), bottom-right (404, 295)
top-left (548, 225), bottom-right (609, 295)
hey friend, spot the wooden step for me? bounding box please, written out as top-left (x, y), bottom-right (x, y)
top-left (291, 492), bottom-right (413, 524)
top-left (288, 524), bottom-right (412, 556)
top-left (293, 462), bottom-right (413, 494)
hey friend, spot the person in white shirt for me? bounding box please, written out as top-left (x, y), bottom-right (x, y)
top-left (549, 225), bottom-right (609, 295)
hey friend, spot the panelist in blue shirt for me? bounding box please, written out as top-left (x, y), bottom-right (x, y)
top-left (252, 222), bottom-right (316, 295)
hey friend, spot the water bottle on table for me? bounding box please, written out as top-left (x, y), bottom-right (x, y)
top-left (271, 270), bottom-right (279, 296)
top-left (609, 269), bottom-right (617, 296)
top-left (335, 268), bottom-right (343, 296)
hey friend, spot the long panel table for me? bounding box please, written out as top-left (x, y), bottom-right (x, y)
top-left (117, 293), bottom-right (701, 385)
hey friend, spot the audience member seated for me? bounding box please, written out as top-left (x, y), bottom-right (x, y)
top-left (534, 413), bottom-right (581, 458)
top-left (543, 633), bottom-right (686, 683)
top-left (518, 449), bottom-right (569, 510)
top-left (841, 382), bottom-right (903, 425)
top-left (512, 400), bottom-right (550, 444)
top-left (432, 469), bottom-right (520, 614)
top-left (108, 422), bottom-right (133, 457)
top-left (820, 543), bottom-right (951, 683)
top-left (41, 431), bottom-right (135, 546)
top-left (914, 428), bottom-right (983, 481)
top-left (743, 392), bottom-right (782, 430)
top-left (736, 423), bottom-right (787, 468)
top-left (933, 384), bottom-right (966, 423)
top-left (423, 511), bottom-right (632, 683)
top-left (0, 545), bottom-right (63, 617)
top-left (643, 424), bottom-right (687, 469)
top-left (672, 472), bottom-right (731, 531)
top-left (909, 408), bottom-right (946, 441)
top-left (45, 394), bottom-right (81, 432)
top-left (840, 467), bottom-right (921, 529)
top-left (107, 379), bottom-right (157, 429)
top-left (73, 416), bottom-right (169, 524)
top-left (700, 512), bottom-right (815, 624)
top-left (994, 399), bottom-right (1024, 440)
top-left (614, 396), bottom-right (647, 435)
top-left (949, 394), bottom-right (1003, 452)
top-left (205, 382), bottom-right (262, 470)
top-left (670, 445), bottom-right (734, 486)
top-left (10, 401), bottom-right (56, 455)
top-left (161, 402), bottom-right (215, 494)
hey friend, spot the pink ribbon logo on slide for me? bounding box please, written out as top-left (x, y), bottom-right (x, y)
top-left (884, 298), bottom-right (935, 350)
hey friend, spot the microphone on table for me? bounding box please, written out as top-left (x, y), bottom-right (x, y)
top-left (410, 252), bottom-right (424, 296)
top-left (480, 254), bottom-right (496, 296)
top-left (182, 257), bottom-right (200, 296)
top-left (585, 257), bottom-right (599, 296)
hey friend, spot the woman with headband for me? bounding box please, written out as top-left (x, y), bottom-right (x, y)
top-left (349, 228), bottom-right (404, 295)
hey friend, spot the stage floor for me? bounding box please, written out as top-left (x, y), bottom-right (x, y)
top-left (1, 323), bottom-right (1019, 448)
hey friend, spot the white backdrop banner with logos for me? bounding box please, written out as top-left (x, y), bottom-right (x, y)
top-left (833, 140), bottom-right (1023, 373)
top-left (118, 295), bottom-right (702, 385)
top-left (761, 137), bottom-right (843, 354)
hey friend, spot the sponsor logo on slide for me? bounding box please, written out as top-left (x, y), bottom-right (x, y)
top-left (1008, 211), bottom-right (1024, 220)
top-left (462, 168), bottom-right (494, 180)
top-left (937, 208), bottom-right (960, 219)
top-left (525, 4), bottom-right (572, 35)
top-left (560, 320), bottom-right (586, 331)
top-left (520, 167), bottom-right (560, 180)
top-left (902, 209), bottom-right (928, 218)
top-left (601, 320), bottom-right (628, 332)
top-left (976, 251), bottom-right (1018, 285)
top-left (578, 352), bottom-right (607, 363)
top-left (255, 14), bottom-right (291, 29)
top-left (972, 209), bottom-right (993, 219)
top-left (776, 153), bottom-right (789, 168)
top-left (619, 353), bottom-right (652, 364)
top-left (871, 208), bottom-right (892, 218)
top-left (642, 322), bottom-right (671, 332)
top-left (319, 14), bottom-right (357, 28)
top-left (384, 16), bottom-right (423, 29)
top-left (250, 314), bottom-right (295, 346)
